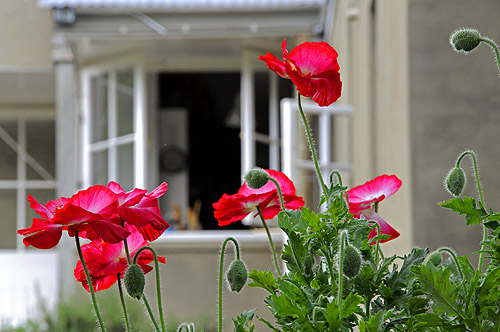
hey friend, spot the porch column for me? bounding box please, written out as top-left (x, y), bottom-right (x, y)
top-left (52, 34), bottom-right (78, 301)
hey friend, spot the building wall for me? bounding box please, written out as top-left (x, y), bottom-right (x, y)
top-left (409, 0), bottom-right (500, 259)
top-left (0, 0), bottom-right (52, 66)
top-left (331, 0), bottom-right (412, 256)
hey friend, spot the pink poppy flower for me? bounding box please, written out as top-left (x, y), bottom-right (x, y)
top-left (347, 175), bottom-right (402, 243)
top-left (259, 39), bottom-right (342, 107)
top-left (107, 181), bottom-right (170, 241)
top-left (18, 186), bottom-right (130, 249)
top-left (213, 169), bottom-right (304, 226)
top-left (74, 225), bottom-right (165, 292)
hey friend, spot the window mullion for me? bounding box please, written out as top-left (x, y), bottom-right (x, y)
top-left (17, 120), bottom-right (26, 251)
top-left (108, 70), bottom-right (118, 182)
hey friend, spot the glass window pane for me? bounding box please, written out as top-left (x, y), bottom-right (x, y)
top-left (26, 189), bottom-right (56, 225)
top-left (92, 150), bottom-right (108, 185)
top-left (26, 120), bottom-right (55, 180)
top-left (0, 190), bottom-right (17, 249)
top-left (0, 121), bottom-right (18, 180)
top-left (91, 74), bottom-right (109, 143)
top-left (117, 70), bottom-right (134, 136)
top-left (117, 143), bottom-right (134, 191)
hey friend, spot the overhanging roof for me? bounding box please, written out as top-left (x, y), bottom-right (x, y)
top-left (38, 0), bottom-right (325, 11)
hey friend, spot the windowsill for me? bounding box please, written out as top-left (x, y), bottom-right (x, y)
top-left (153, 228), bottom-right (286, 252)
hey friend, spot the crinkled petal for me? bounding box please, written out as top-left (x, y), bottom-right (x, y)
top-left (259, 53), bottom-right (288, 79)
top-left (348, 174), bottom-right (402, 206)
top-left (67, 185), bottom-right (119, 218)
top-left (358, 208), bottom-right (400, 244)
top-left (18, 219), bottom-right (64, 249)
top-left (86, 220), bottom-right (131, 244)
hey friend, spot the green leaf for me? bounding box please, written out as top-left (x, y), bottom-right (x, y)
top-left (438, 197), bottom-right (488, 225)
top-left (281, 231), bottom-right (309, 278)
top-left (278, 209), bottom-right (308, 235)
top-left (411, 264), bottom-right (465, 320)
top-left (478, 266), bottom-right (500, 314)
top-left (248, 269), bottom-right (277, 294)
top-left (232, 309), bottom-right (256, 332)
top-left (341, 293), bottom-right (364, 319)
top-left (359, 310), bottom-right (385, 332)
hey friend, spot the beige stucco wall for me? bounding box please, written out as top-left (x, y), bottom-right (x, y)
top-left (333, 0), bottom-right (500, 261)
top-left (331, 0), bottom-right (412, 256)
top-left (409, 0), bottom-right (500, 261)
top-left (0, 0), bottom-right (52, 66)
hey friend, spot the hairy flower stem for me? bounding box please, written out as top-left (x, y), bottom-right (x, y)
top-left (74, 231), bottom-right (107, 332)
top-left (257, 206), bottom-right (282, 277)
top-left (219, 237), bottom-right (241, 332)
top-left (297, 94), bottom-right (328, 198)
top-left (479, 37), bottom-right (500, 76)
top-left (117, 274), bottom-right (132, 332)
top-left (456, 151), bottom-right (487, 273)
top-left (337, 232), bottom-right (347, 311)
top-left (133, 246), bottom-right (166, 332)
top-left (142, 294), bottom-right (161, 332)
top-left (270, 177), bottom-right (286, 212)
top-left (123, 238), bottom-right (161, 332)
top-left (438, 247), bottom-right (464, 282)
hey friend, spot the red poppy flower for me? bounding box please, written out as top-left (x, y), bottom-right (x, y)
top-left (213, 169), bottom-right (304, 226)
top-left (107, 181), bottom-right (170, 241)
top-left (259, 39), bottom-right (342, 107)
top-left (18, 186), bottom-right (129, 249)
top-left (347, 175), bottom-right (402, 243)
top-left (74, 225), bottom-right (166, 292)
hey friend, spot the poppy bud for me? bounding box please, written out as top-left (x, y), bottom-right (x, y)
top-left (124, 263), bottom-right (145, 300)
top-left (343, 245), bottom-right (362, 279)
top-left (450, 28), bottom-right (482, 53)
top-left (226, 259), bottom-right (248, 292)
top-left (424, 251), bottom-right (442, 267)
top-left (244, 169), bottom-right (270, 189)
top-left (445, 166), bottom-right (466, 197)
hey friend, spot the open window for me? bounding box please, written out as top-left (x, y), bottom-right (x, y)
top-left (81, 60), bottom-right (147, 191)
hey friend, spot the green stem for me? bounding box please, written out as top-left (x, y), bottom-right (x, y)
top-left (479, 37), bottom-right (500, 76)
top-left (122, 238), bottom-right (161, 332)
top-left (133, 246), bottom-right (166, 332)
top-left (75, 231), bottom-right (107, 332)
top-left (219, 237), bottom-right (241, 332)
top-left (338, 231), bottom-right (347, 310)
top-left (117, 274), bottom-right (132, 332)
top-left (256, 206), bottom-right (282, 277)
top-left (329, 170), bottom-right (343, 187)
top-left (142, 294), bottom-right (161, 332)
top-left (269, 177), bottom-right (286, 212)
top-left (456, 151), bottom-right (485, 207)
top-left (456, 151), bottom-right (487, 272)
top-left (438, 247), bottom-right (464, 282)
top-left (364, 295), bottom-right (371, 318)
top-left (374, 223), bottom-right (381, 265)
top-left (297, 94), bottom-right (328, 197)
top-left (319, 248), bottom-right (336, 295)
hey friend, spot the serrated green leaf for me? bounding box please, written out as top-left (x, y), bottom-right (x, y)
top-left (478, 266), bottom-right (500, 312)
top-left (359, 310), bottom-right (384, 332)
top-left (232, 309), bottom-right (256, 332)
top-left (281, 231), bottom-right (308, 279)
top-left (278, 209), bottom-right (308, 235)
top-left (411, 264), bottom-right (465, 320)
top-left (341, 293), bottom-right (363, 319)
top-left (438, 197), bottom-right (488, 225)
top-left (247, 269), bottom-right (277, 294)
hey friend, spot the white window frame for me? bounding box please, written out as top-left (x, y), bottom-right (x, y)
top-left (240, 49), bottom-right (281, 176)
top-left (81, 58), bottom-right (147, 189)
top-left (0, 109), bottom-right (56, 250)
